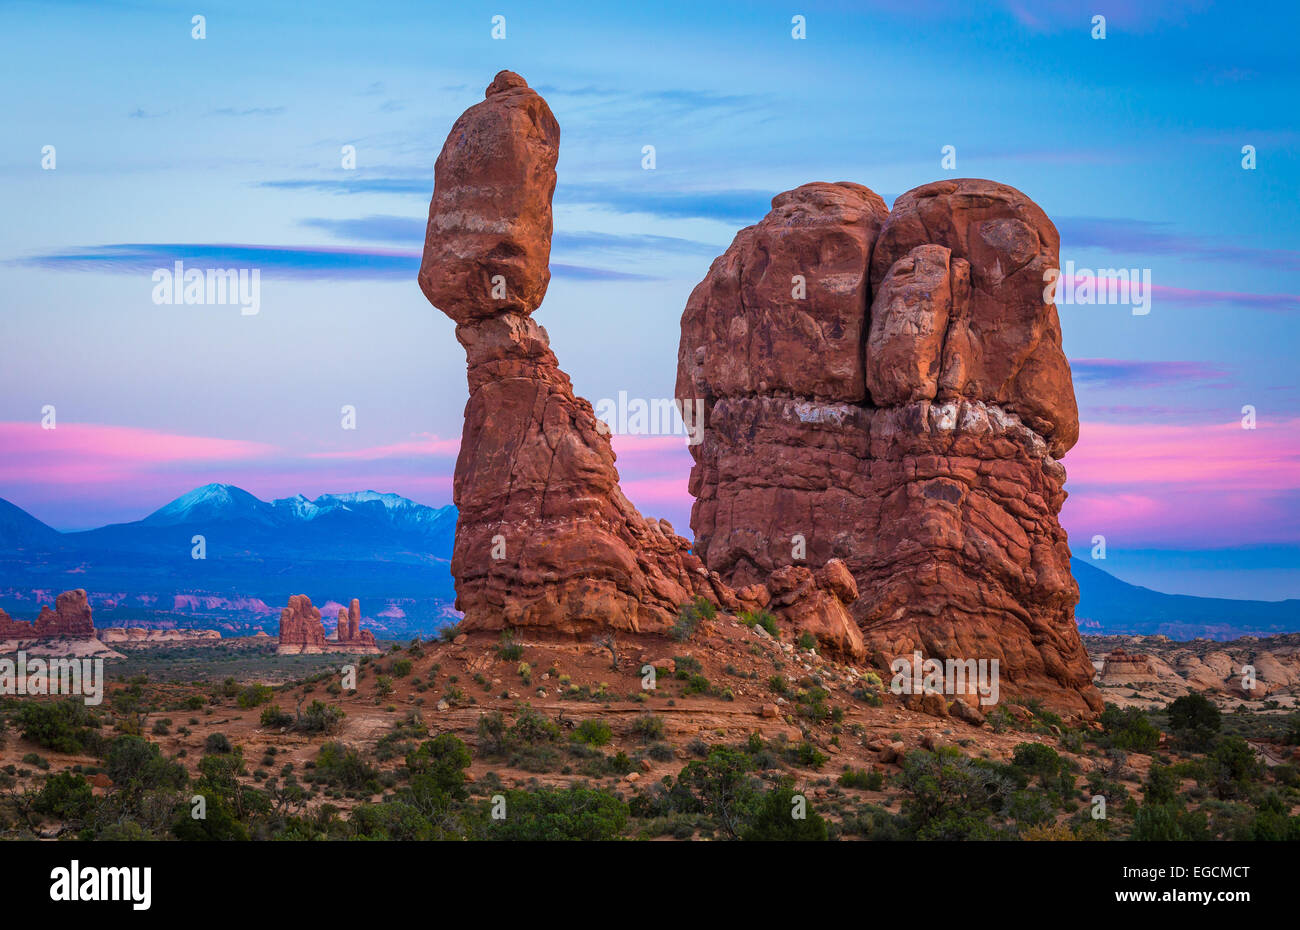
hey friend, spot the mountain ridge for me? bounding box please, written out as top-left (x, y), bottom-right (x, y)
top-left (0, 489), bottom-right (1295, 639)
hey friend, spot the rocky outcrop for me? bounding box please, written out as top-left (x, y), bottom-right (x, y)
top-left (418, 73), bottom-right (863, 659)
top-left (276, 594), bottom-right (326, 654)
top-left (0, 589), bottom-right (97, 640)
top-left (277, 594), bottom-right (380, 655)
top-left (99, 628), bottom-right (223, 646)
top-left (1099, 648), bottom-right (1156, 684)
top-left (679, 179), bottom-right (1101, 715)
top-left (0, 608), bottom-right (32, 639)
top-left (333, 599), bottom-right (378, 652)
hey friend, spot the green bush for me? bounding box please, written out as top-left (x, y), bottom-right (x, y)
top-left (572, 719), bottom-right (612, 746)
top-left (16, 700), bottom-right (102, 754)
top-left (497, 630), bottom-right (524, 661)
top-left (259, 704), bottom-right (294, 728)
top-left (838, 767), bottom-right (884, 791)
top-left (631, 714), bottom-right (666, 743)
top-left (236, 684), bottom-right (273, 708)
top-left (742, 781), bottom-right (828, 841)
top-left (738, 609), bottom-right (779, 637)
top-left (484, 786), bottom-right (628, 841)
top-left (1166, 693), bottom-right (1221, 750)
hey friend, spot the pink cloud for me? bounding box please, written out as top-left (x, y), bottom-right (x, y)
top-left (307, 434), bottom-right (461, 460)
top-left (0, 422), bottom-right (273, 486)
top-left (1066, 418), bottom-right (1300, 491)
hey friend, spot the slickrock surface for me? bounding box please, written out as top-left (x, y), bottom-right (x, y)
top-left (419, 72), bottom-right (862, 656)
top-left (99, 628), bottom-right (223, 645)
top-left (679, 179), bottom-right (1101, 715)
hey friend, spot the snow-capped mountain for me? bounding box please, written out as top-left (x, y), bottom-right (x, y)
top-left (0, 487), bottom-right (460, 635)
top-left (142, 483), bottom-right (278, 527)
top-left (130, 483), bottom-right (456, 541)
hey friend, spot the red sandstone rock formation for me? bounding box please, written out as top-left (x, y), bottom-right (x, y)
top-left (0, 608), bottom-right (34, 639)
top-left (1099, 648), bottom-right (1156, 684)
top-left (334, 599), bottom-right (378, 652)
top-left (276, 594), bottom-right (326, 654)
top-left (277, 594), bottom-right (379, 655)
top-left (0, 590), bottom-right (97, 640)
top-left (418, 73), bottom-right (864, 658)
top-left (679, 179), bottom-right (1102, 715)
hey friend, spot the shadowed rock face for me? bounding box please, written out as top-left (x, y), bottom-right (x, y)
top-left (680, 179), bottom-right (1102, 715)
top-left (418, 73), bottom-right (865, 657)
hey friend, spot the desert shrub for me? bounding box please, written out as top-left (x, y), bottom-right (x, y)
top-left (1011, 742), bottom-right (1063, 780)
top-left (572, 719), bottom-right (612, 746)
top-left (259, 704), bottom-right (294, 728)
top-left (741, 781), bottom-right (828, 841)
top-left (106, 735), bottom-right (186, 790)
top-left (509, 705), bottom-right (560, 744)
top-left (294, 700), bottom-right (345, 735)
top-left (631, 714), bottom-right (666, 743)
top-left (315, 742), bottom-right (379, 792)
top-left (204, 732), bottom-right (234, 754)
top-left (796, 632), bottom-right (818, 651)
top-left (838, 767), bottom-right (884, 791)
top-left (33, 771), bottom-right (94, 821)
top-left (788, 741), bottom-right (828, 770)
top-left (1099, 705), bottom-right (1161, 753)
top-left (1166, 693), bottom-right (1221, 750)
top-left (236, 684), bottom-right (273, 709)
top-left (16, 700), bottom-right (102, 754)
top-left (497, 630), bottom-right (524, 661)
top-left (897, 747), bottom-right (1015, 840)
top-left (738, 608), bottom-right (779, 637)
top-left (482, 785), bottom-right (628, 841)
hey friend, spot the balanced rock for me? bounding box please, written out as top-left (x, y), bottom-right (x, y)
top-left (679, 178), bottom-right (1101, 715)
top-left (418, 73), bottom-right (863, 658)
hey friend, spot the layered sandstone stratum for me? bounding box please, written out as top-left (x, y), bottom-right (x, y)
top-left (420, 71), bottom-right (1102, 716)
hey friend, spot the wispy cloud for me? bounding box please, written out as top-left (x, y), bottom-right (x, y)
top-left (18, 243), bottom-right (652, 281)
top-left (299, 215), bottom-right (722, 255)
top-left (1070, 358), bottom-right (1232, 389)
top-left (261, 177), bottom-right (431, 196)
top-left (209, 106), bottom-right (287, 117)
top-left (1058, 216), bottom-right (1300, 272)
top-left (558, 183), bottom-right (773, 224)
top-left (1058, 274), bottom-right (1300, 313)
top-left (263, 176), bottom-right (774, 224)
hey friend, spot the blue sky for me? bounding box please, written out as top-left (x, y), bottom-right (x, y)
top-left (1, 0), bottom-right (1298, 599)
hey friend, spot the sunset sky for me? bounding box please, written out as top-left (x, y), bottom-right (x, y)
top-left (1, 0), bottom-right (1297, 600)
